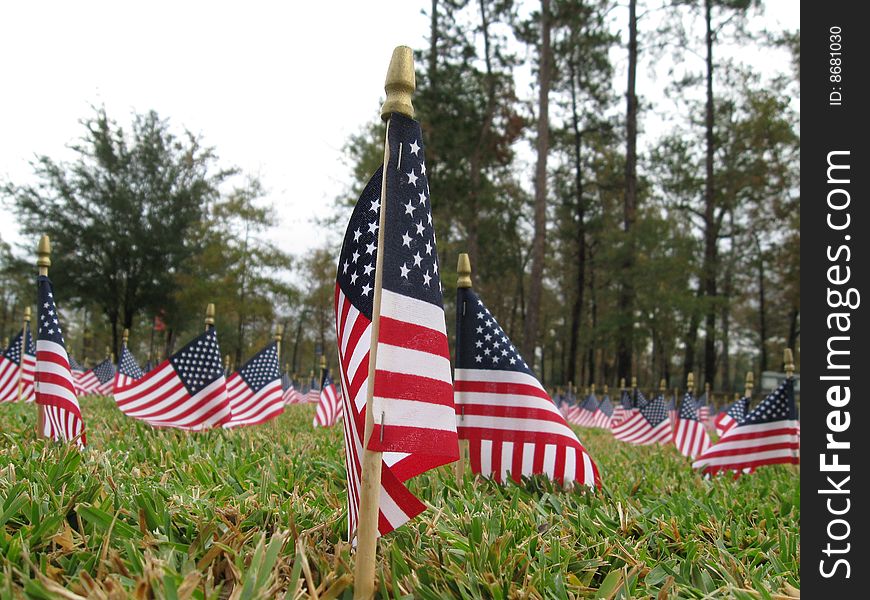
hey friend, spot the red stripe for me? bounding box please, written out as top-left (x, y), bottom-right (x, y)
top-left (378, 317), bottom-right (449, 356)
top-left (374, 370), bottom-right (454, 408)
top-left (702, 454), bottom-right (799, 475)
top-left (457, 403), bottom-right (571, 426)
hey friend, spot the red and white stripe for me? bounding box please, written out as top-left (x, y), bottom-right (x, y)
top-left (313, 382), bottom-right (342, 427)
top-left (282, 384), bottom-right (303, 405)
top-left (673, 417), bottom-right (711, 459)
top-left (610, 405), bottom-right (627, 426)
top-left (611, 412), bottom-right (672, 445)
top-left (114, 371), bottom-right (139, 392)
top-left (306, 387), bottom-right (320, 403)
top-left (693, 419), bottom-right (800, 474)
top-left (114, 361), bottom-right (230, 430)
top-left (335, 286), bottom-right (429, 539)
top-left (590, 408), bottom-right (612, 429)
top-left (222, 374), bottom-right (284, 429)
top-left (0, 354), bottom-right (36, 403)
top-left (455, 369), bottom-right (599, 487)
top-left (75, 369), bottom-right (101, 395)
top-left (35, 339), bottom-right (86, 446)
top-left (714, 412), bottom-right (738, 437)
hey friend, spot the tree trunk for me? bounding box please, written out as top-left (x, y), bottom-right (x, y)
top-left (566, 56), bottom-right (586, 388)
top-left (235, 225), bottom-right (250, 365)
top-left (702, 0), bottom-right (718, 387)
top-left (522, 0), bottom-right (552, 365)
top-left (756, 240), bottom-right (769, 372)
top-left (616, 0), bottom-right (638, 382)
top-left (787, 307), bottom-right (799, 352)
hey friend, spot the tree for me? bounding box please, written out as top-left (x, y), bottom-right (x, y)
top-left (4, 107), bottom-right (233, 358)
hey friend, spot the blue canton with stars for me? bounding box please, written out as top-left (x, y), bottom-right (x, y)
top-left (597, 396), bottom-right (614, 417)
top-left (619, 390), bottom-right (632, 409)
top-left (69, 354), bottom-right (85, 372)
top-left (238, 341), bottom-right (280, 393)
top-left (456, 287), bottom-right (532, 374)
top-left (337, 167), bottom-right (382, 320)
top-left (118, 346), bottom-right (145, 379)
top-left (169, 329), bottom-right (224, 396)
top-left (580, 393), bottom-right (599, 412)
top-left (640, 394), bottom-right (669, 426)
top-left (740, 378), bottom-right (797, 425)
top-left (92, 358), bottom-right (116, 384)
top-left (634, 390), bottom-right (649, 409)
top-left (678, 392), bottom-right (700, 421)
top-left (321, 368), bottom-right (334, 390)
top-left (4, 326), bottom-right (34, 362)
top-left (37, 276), bottom-right (69, 349)
top-left (722, 396), bottom-right (750, 422)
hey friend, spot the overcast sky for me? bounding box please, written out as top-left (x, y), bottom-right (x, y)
top-left (0, 1), bottom-right (798, 264)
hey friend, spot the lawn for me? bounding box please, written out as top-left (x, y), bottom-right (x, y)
top-left (0, 397), bottom-right (799, 599)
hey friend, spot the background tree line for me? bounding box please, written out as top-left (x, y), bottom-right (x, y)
top-left (1, 0), bottom-right (799, 394)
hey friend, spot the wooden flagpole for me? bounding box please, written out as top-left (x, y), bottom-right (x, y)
top-left (354, 45), bottom-right (416, 600)
top-left (16, 306), bottom-right (31, 402)
top-left (35, 235), bottom-right (51, 435)
top-left (274, 325), bottom-right (284, 364)
top-left (454, 253), bottom-right (472, 483)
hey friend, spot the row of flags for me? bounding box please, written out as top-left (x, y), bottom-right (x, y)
top-left (560, 378), bottom-right (800, 476)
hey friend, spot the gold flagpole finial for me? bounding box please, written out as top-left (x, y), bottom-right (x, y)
top-left (2, 337), bottom-right (7, 349)
top-left (204, 303), bottom-right (215, 330)
top-left (687, 372), bottom-right (695, 393)
top-left (274, 324), bottom-right (284, 344)
top-left (603, 384), bottom-right (609, 395)
top-left (744, 371), bottom-right (754, 398)
top-left (381, 46), bottom-right (415, 121)
top-left (590, 383), bottom-right (596, 394)
top-left (122, 328), bottom-right (130, 347)
top-left (631, 376), bottom-right (637, 389)
top-left (320, 354), bottom-right (327, 370)
top-left (24, 306), bottom-right (31, 323)
top-left (105, 345), bottom-right (112, 360)
top-left (457, 253), bottom-right (473, 289)
top-left (659, 378), bottom-right (667, 393)
top-left (619, 377), bottom-right (626, 390)
top-left (224, 354), bottom-right (231, 372)
top-left (784, 348), bottom-right (795, 377)
top-left (37, 235), bottom-right (51, 276)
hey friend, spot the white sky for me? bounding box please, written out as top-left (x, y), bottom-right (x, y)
top-left (0, 0), bottom-right (799, 265)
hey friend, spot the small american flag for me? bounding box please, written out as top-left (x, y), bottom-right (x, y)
top-left (612, 393), bottom-right (672, 445)
top-left (334, 112), bottom-right (458, 539)
top-left (673, 392), bottom-right (711, 459)
top-left (281, 372), bottom-right (303, 404)
top-left (693, 378), bottom-right (799, 475)
top-left (714, 397), bottom-right (750, 437)
top-left (35, 275), bottom-right (86, 446)
top-left (114, 328), bottom-right (230, 430)
top-left (611, 390), bottom-right (632, 425)
top-left (590, 395), bottom-right (614, 429)
top-left (696, 389), bottom-right (711, 424)
top-left (76, 358), bottom-right (115, 396)
top-left (223, 341), bottom-right (284, 429)
top-left (68, 354), bottom-right (88, 397)
top-left (455, 287), bottom-right (599, 487)
top-left (114, 345), bottom-right (145, 391)
top-left (313, 369), bottom-right (342, 427)
top-left (0, 326), bottom-right (36, 403)
top-left (305, 373), bottom-right (320, 403)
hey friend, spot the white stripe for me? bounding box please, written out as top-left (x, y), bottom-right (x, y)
top-left (480, 439), bottom-right (493, 477)
top-left (500, 441), bottom-right (513, 481)
top-left (694, 447), bottom-right (799, 469)
top-left (372, 396), bottom-right (459, 432)
top-left (454, 390), bottom-right (562, 415)
top-left (543, 444), bottom-right (556, 477)
top-left (375, 343), bottom-right (452, 385)
top-left (380, 289), bottom-right (447, 334)
top-left (563, 447), bottom-right (576, 484)
top-left (581, 451), bottom-right (595, 487)
top-left (522, 442), bottom-right (535, 476)
top-left (455, 368), bottom-right (545, 391)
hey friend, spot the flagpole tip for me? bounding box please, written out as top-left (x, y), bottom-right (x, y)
top-left (320, 354), bottom-right (327, 370)
top-left (744, 371), bottom-right (754, 397)
top-left (122, 328), bottom-right (129, 346)
top-left (590, 383), bottom-right (596, 394)
top-left (381, 46), bottom-right (416, 121)
top-left (603, 384), bottom-right (609, 394)
top-left (631, 376), bottom-right (637, 389)
top-left (36, 235), bottom-right (51, 275)
top-left (204, 303), bottom-right (215, 329)
top-left (23, 306), bottom-right (31, 322)
top-left (274, 324), bottom-right (284, 343)
top-left (784, 348), bottom-right (794, 376)
top-left (686, 372), bottom-right (694, 392)
top-left (659, 378), bottom-right (667, 392)
top-left (619, 377), bottom-right (626, 390)
top-left (457, 253), bottom-right (473, 288)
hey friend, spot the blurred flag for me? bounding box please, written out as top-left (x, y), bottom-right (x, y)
top-left (590, 395), bottom-right (613, 429)
top-left (454, 287), bottom-right (599, 487)
top-left (313, 369), bottom-right (342, 427)
top-left (68, 354), bottom-right (88, 397)
top-left (114, 328), bottom-right (230, 430)
top-left (713, 397), bottom-right (750, 437)
top-left (612, 393), bottom-right (672, 445)
top-left (673, 391), bottom-right (711, 459)
top-left (76, 358), bottom-right (115, 396)
top-left (114, 345), bottom-right (145, 390)
top-left (281, 372), bottom-right (303, 404)
top-left (35, 275), bottom-right (86, 446)
top-left (693, 378), bottom-right (799, 475)
top-left (306, 373), bottom-right (320, 403)
top-left (696, 388), bottom-right (711, 425)
top-left (0, 325), bottom-right (36, 403)
top-left (223, 341), bottom-right (284, 428)
top-left (334, 113), bottom-right (458, 539)
top-left (611, 389), bottom-right (632, 425)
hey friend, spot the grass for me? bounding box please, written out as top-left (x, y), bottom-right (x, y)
top-left (0, 397), bottom-right (799, 599)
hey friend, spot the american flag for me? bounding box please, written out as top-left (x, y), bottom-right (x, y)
top-left (114, 328), bottom-right (231, 430)
top-left (566, 392), bottom-right (597, 427)
top-left (611, 393), bottom-right (672, 445)
top-left (68, 354), bottom-right (88, 397)
top-left (696, 388), bottom-right (711, 424)
top-left (590, 395), bottom-right (614, 429)
top-left (0, 326), bottom-right (36, 403)
top-left (305, 373), bottom-right (320, 403)
top-left (672, 391), bottom-right (711, 459)
top-left (114, 345), bottom-right (145, 390)
top-left (313, 369), bottom-right (342, 427)
top-left (334, 112), bottom-right (458, 539)
top-left (281, 372), bottom-right (303, 404)
top-left (35, 275), bottom-right (86, 446)
top-left (76, 358), bottom-right (116, 396)
top-left (693, 378), bottom-right (799, 475)
top-left (634, 389), bottom-right (649, 410)
top-left (714, 397), bottom-right (750, 437)
top-left (454, 287), bottom-right (599, 487)
top-left (611, 390), bottom-right (632, 425)
top-left (223, 341), bottom-right (284, 429)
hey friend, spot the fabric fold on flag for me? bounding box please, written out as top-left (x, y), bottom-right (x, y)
top-left (673, 391), bottom-right (711, 459)
top-left (281, 372), bottom-right (303, 404)
top-left (334, 112), bottom-right (459, 540)
top-left (693, 378), bottom-right (799, 475)
top-left (313, 369), bottom-right (342, 427)
top-left (35, 275), bottom-right (86, 446)
top-left (76, 357), bottom-right (115, 396)
top-left (714, 397), bottom-right (750, 437)
top-left (114, 345), bottom-right (145, 391)
top-left (611, 393), bottom-right (672, 445)
top-left (114, 328), bottom-right (230, 430)
top-left (223, 341), bottom-right (284, 429)
top-left (454, 287), bottom-right (599, 488)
